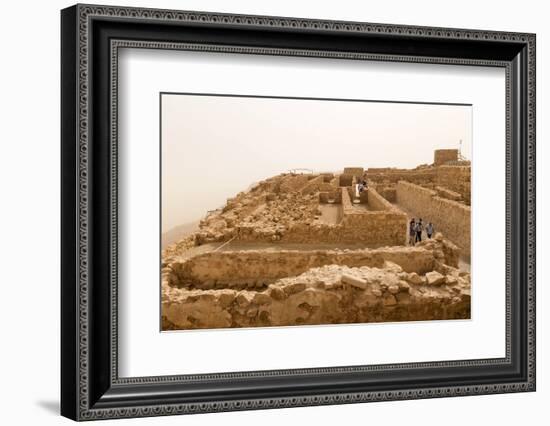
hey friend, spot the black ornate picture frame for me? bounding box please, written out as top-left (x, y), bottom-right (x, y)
top-left (61, 4), bottom-right (536, 421)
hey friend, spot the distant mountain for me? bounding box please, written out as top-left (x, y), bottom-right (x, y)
top-left (162, 220), bottom-right (200, 249)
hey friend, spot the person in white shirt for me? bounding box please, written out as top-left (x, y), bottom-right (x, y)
top-left (426, 222), bottom-right (434, 239)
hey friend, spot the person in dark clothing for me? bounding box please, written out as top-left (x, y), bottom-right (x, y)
top-left (409, 219), bottom-right (416, 245)
top-left (415, 219), bottom-right (423, 243)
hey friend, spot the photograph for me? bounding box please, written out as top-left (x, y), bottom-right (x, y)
top-left (57, 3), bottom-right (536, 421)
top-left (160, 93), bottom-right (472, 331)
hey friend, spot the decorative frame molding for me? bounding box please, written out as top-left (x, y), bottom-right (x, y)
top-left (61, 3), bottom-right (536, 421)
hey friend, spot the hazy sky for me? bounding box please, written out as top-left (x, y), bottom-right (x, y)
top-left (161, 94), bottom-right (472, 231)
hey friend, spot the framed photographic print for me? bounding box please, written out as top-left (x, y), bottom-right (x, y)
top-left (61, 4), bottom-right (536, 421)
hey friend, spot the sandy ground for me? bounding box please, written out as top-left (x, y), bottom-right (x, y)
top-left (317, 204), bottom-right (341, 224)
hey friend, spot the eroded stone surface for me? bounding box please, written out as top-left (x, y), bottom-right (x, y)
top-left (426, 271), bottom-right (446, 286)
top-left (162, 263), bottom-right (471, 330)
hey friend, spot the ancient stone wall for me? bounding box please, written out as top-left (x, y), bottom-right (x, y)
top-left (343, 167), bottom-right (364, 178)
top-left (339, 174), bottom-right (353, 187)
top-left (338, 212), bottom-right (407, 246)
top-left (435, 165), bottom-right (471, 204)
top-left (396, 181), bottom-right (470, 256)
top-left (279, 174), bottom-right (310, 192)
top-left (366, 187), bottom-right (396, 211)
top-left (299, 175), bottom-right (326, 195)
top-left (365, 168), bottom-right (436, 184)
top-left (434, 149), bottom-right (458, 166)
top-left (163, 262), bottom-right (470, 330)
top-left (435, 186), bottom-right (462, 202)
top-left (445, 160), bottom-right (471, 166)
top-left (280, 220), bottom-right (398, 246)
top-left (170, 246), bottom-right (439, 289)
top-left (378, 187), bottom-right (397, 202)
top-left (339, 188), bottom-right (407, 246)
top-left (235, 188), bottom-right (407, 246)
top-left (319, 190), bottom-right (341, 203)
top-left (366, 167), bottom-right (392, 173)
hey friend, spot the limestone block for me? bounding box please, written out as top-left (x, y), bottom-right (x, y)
top-left (388, 285), bottom-right (400, 294)
top-left (283, 282), bottom-right (306, 295)
top-left (267, 285), bottom-right (286, 301)
top-left (217, 290), bottom-right (237, 308)
top-left (406, 272), bottom-right (424, 285)
top-left (383, 261), bottom-right (403, 273)
top-left (380, 273), bottom-right (400, 288)
top-left (252, 292), bottom-right (272, 305)
top-left (426, 271), bottom-right (446, 286)
top-left (445, 275), bottom-right (458, 285)
top-left (235, 291), bottom-right (254, 307)
top-left (398, 280), bottom-right (411, 292)
top-left (341, 273), bottom-right (368, 289)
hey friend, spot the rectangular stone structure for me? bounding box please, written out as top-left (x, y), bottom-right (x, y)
top-left (434, 149), bottom-right (459, 166)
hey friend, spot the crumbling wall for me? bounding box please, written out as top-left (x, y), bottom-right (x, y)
top-left (435, 165), bottom-right (471, 204)
top-left (279, 174), bottom-right (310, 192)
top-left (163, 263), bottom-right (471, 330)
top-left (396, 181), bottom-right (470, 256)
top-left (170, 246), bottom-right (440, 290)
top-left (366, 168), bottom-right (436, 184)
top-left (299, 175), bottom-right (326, 195)
top-left (434, 149), bottom-right (459, 166)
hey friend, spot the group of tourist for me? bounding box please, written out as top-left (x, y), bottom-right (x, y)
top-left (408, 218), bottom-right (435, 245)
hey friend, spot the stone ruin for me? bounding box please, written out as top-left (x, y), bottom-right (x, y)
top-left (162, 150), bottom-right (472, 330)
